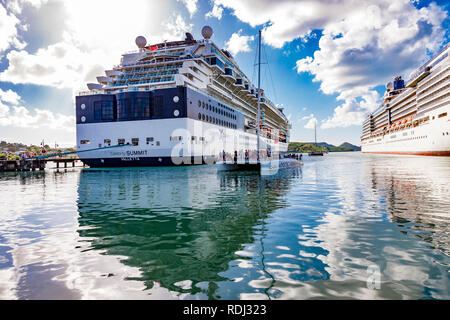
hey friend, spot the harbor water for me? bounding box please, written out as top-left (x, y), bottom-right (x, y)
top-left (0, 152), bottom-right (449, 299)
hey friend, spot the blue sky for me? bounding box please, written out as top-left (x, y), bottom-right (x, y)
top-left (0, 0), bottom-right (449, 146)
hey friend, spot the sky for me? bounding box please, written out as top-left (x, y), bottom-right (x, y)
top-left (0, 0), bottom-right (449, 147)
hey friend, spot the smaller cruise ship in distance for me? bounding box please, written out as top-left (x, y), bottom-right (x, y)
top-left (75, 26), bottom-right (290, 167)
top-left (361, 44), bottom-right (449, 156)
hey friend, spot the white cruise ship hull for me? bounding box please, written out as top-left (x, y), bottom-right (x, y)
top-left (362, 106), bottom-right (449, 156)
top-left (75, 30), bottom-right (291, 166)
top-left (77, 118), bottom-right (288, 167)
top-left (76, 86), bottom-right (288, 167)
top-left (361, 44), bottom-right (449, 156)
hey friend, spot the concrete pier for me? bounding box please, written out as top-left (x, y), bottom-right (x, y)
top-left (0, 159), bottom-right (46, 172)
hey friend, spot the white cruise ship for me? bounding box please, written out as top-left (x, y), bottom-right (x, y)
top-left (361, 44), bottom-right (449, 156)
top-left (75, 26), bottom-right (290, 167)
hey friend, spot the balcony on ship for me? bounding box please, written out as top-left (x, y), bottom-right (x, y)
top-left (105, 70), bottom-right (123, 77)
top-left (206, 56), bottom-right (225, 73)
top-left (241, 83), bottom-right (251, 93)
top-left (234, 78), bottom-right (245, 89)
top-left (87, 83), bottom-right (103, 90)
top-left (222, 67), bottom-right (235, 81)
top-left (96, 76), bottom-right (113, 85)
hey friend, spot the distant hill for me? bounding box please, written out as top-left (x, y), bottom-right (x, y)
top-left (288, 141), bottom-right (361, 153)
top-left (338, 142), bottom-right (361, 151)
top-left (305, 142), bottom-right (335, 148)
top-left (288, 142), bottom-right (325, 153)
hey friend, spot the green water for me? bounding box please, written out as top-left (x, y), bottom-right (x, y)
top-left (0, 152), bottom-right (449, 299)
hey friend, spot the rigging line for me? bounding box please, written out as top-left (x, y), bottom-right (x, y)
top-left (252, 31), bottom-right (259, 84)
top-left (257, 177), bottom-right (275, 300)
top-left (263, 44), bottom-right (278, 104)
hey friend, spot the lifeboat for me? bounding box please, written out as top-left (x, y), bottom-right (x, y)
top-left (402, 119), bottom-right (407, 124)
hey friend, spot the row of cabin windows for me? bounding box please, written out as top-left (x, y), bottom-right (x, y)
top-left (170, 136), bottom-right (206, 142)
top-left (197, 100), bottom-right (237, 120)
top-left (80, 136), bottom-right (210, 147)
top-left (198, 113), bottom-right (237, 129)
top-left (91, 96), bottom-right (164, 121)
top-left (117, 138), bottom-right (159, 146)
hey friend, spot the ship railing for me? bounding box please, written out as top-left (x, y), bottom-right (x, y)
top-left (109, 77), bottom-right (175, 87)
top-left (77, 90), bottom-right (108, 96)
top-left (417, 94), bottom-right (450, 112)
top-left (417, 88), bottom-right (449, 108)
top-left (407, 43), bottom-right (449, 85)
top-left (122, 64), bottom-right (180, 75)
top-left (120, 71), bottom-right (178, 80)
top-left (122, 56), bottom-right (192, 67)
top-left (417, 66), bottom-right (448, 93)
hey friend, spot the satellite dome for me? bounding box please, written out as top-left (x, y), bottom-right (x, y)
top-left (386, 82), bottom-right (393, 90)
top-left (201, 26), bottom-right (213, 40)
top-left (135, 36), bottom-right (147, 48)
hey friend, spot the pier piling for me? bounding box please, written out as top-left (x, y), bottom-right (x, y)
top-left (0, 159), bottom-right (46, 172)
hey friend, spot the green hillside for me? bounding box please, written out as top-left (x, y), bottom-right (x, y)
top-left (288, 142), bottom-right (326, 153)
top-left (0, 141), bottom-right (76, 160)
top-left (288, 141), bottom-right (361, 153)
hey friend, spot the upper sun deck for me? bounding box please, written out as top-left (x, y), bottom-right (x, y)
top-left (80, 26), bottom-right (289, 128)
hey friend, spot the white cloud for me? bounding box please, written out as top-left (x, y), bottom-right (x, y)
top-left (0, 1), bottom-right (192, 93)
top-left (178, 0), bottom-right (197, 17)
top-left (214, 0), bottom-right (447, 129)
top-left (0, 93), bottom-right (74, 132)
top-left (301, 114), bottom-right (317, 130)
top-left (213, 0), bottom-right (358, 48)
top-left (161, 14), bottom-right (193, 42)
top-left (0, 3), bottom-right (26, 52)
top-left (0, 88), bottom-right (21, 105)
top-left (5, 0), bottom-right (49, 14)
top-left (206, 3), bottom-right (223, 20)
top-left (0, 101), bottom-right (76, 145)
top-left (321, 91), bottom-right (380, 129)
top-left (224, 29), bottom-right (254, 56)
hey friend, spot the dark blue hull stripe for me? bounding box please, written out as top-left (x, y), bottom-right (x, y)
top-left (80, 156), bottom-right (216, 167)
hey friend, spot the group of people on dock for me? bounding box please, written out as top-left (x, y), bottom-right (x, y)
top-left (221, 148), bottom-right (274, 163)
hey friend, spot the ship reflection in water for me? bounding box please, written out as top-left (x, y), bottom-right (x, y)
top-left (0, 153), bottom-right (449, 299)
top-left (75, 166), bottom-right (300, 299)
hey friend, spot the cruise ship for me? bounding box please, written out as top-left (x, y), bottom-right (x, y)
top-left (75, 26), bottom-right (290, 167)
top-left (361, 44), bottom-right (449, 156)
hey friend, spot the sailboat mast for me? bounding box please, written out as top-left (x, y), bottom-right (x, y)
top-left (314, 121), bottom-right (317, 145)
top-left (256, 29), bottom-right (261, 160)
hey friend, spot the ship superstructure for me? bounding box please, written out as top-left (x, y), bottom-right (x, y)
top-left (361, 44), bottom-right (449, 156)
top-left (75, 26), bottom-right (290, 167)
